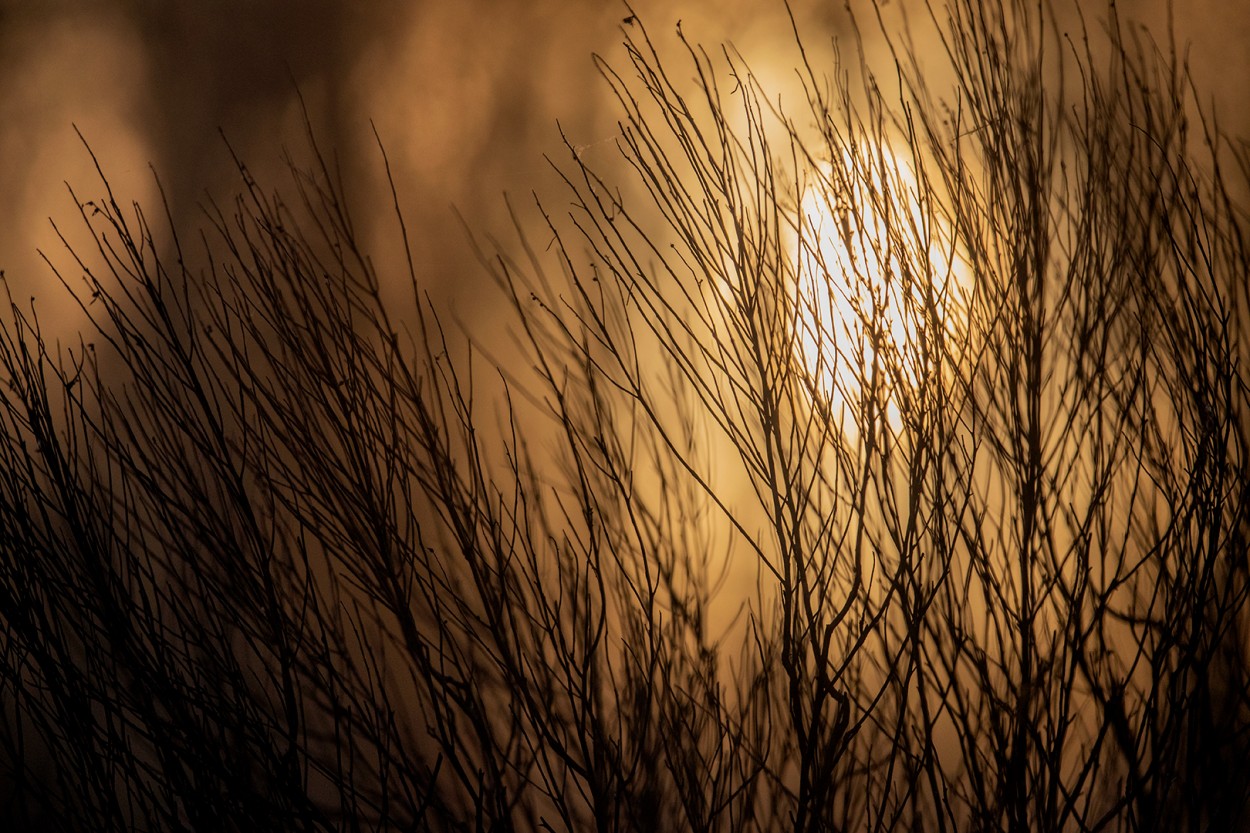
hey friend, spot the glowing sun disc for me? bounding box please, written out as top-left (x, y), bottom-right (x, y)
top-left (794, 147), bottom-right (968, 430)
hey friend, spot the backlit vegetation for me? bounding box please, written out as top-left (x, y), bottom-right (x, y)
top-left (1, 2), bottom-right (1247, 830)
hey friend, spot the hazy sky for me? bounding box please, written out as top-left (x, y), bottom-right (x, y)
top-left (1, 1), bottom-right (1246, 332)
top-left (0, 1), bottom-right (826, 328)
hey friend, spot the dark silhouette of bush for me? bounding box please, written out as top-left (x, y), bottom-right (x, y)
top-left (1, 2), bottom-right (1247, 830)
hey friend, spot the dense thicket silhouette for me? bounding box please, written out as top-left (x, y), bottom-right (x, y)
top-left (1, 2), bottom-right (1247, 830)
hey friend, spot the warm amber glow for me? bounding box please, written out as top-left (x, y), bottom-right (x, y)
top-left (794, 147), bottom-right (968, 430)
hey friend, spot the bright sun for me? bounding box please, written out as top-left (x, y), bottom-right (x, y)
top-left (793, 146), bottom-right (968, 430)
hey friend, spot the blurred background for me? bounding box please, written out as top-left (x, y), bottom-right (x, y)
top-left (0, 0), bottom-right (1246, 334)
top-left (0, 0), bottom-right (835, 334)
